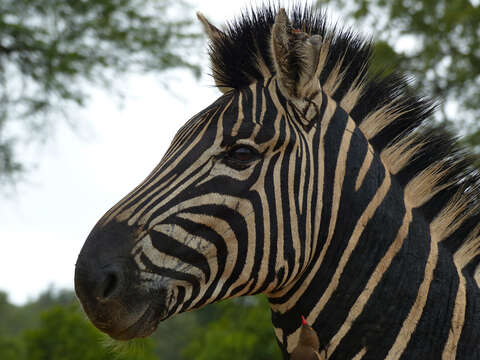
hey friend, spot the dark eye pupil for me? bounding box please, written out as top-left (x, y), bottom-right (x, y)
top-left (231, 146), bottom-right (255, 161)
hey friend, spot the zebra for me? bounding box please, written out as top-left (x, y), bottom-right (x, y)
top-left (74, 5), bottom-right (480, 359)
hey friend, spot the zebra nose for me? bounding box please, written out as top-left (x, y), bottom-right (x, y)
top-left (74, 221), bottom-right (138, 320)
top-left (74, 259), bottom-right (131, 309)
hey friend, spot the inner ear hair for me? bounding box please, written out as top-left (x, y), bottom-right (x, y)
top-left (271, 9), bottom-right (295, 95)
top-left (271, 9), bottom-right (322, 99)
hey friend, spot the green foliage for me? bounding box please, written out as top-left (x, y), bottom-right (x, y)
top-left (151, 296), bottom-right (280, 359)
top-left (0, 288), bottom-right (282, 359)
top-left (0, 336), bottom-right (24, 360)
top-left (0, 289), bottom-right (158, 360)
top-left (23, 305), bottom-right (112, 360)
top-left (183, 296), bottom-right (281, 360)
top-left (0, 115), bottom-right (22, 185)
top-left (22, 305), bottom-right (158, 360)
top-left (0, 288), bottom-right (76, 337)
top-left (0, 0), bottom-right (201, 184)
top-left (152, 310), bottom-right (203, 360)
top-left (319, 0), bottom-right (480, 149)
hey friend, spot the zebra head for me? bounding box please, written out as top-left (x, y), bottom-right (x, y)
top-left (75, 8), bottom-right (325, 341)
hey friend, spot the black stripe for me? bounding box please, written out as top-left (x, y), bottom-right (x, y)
top-left (401, 249), bottom-right (457, 359)
top-left (457, 263), bottom-right (480, 358)
top-left (265, 152), bottom-right (281, 290)
top-left (140, 253), bottom-right (200, 288)
top-left (255, 84), bottom-right (277, 143)
top-left (149, 230), bottom-right (211, 283)
top-left (280, 119), bottom-right (297, 283)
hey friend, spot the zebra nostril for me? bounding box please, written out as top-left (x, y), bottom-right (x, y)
top-left (98, 270), bottom-right (121, 302)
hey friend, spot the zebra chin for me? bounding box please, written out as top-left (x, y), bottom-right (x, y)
top-left (98, 292), bottom-right (169, 341)
top-left (74, 221), bottom-right (174, 340)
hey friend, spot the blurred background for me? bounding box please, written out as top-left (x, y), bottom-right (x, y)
top-left (1, 0), bottom-right (479, 358)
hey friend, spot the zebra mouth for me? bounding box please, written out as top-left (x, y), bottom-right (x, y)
top-left (112, 304), bottom-right (164, 340)
top-left (108, 288), bottom-right (171, 341)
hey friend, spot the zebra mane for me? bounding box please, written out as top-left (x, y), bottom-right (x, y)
top-left (205, 5), bottom-right (480, 272)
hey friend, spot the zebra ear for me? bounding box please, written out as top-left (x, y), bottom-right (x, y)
top-left (197, 12), bottom-right (224, 42)
top-left (197, 12), bottom-right (231, 93)
top-left (271, 9), bottom-right (322, 99)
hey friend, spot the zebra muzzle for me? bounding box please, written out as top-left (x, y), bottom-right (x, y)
top-left (74, 220), bottom-right (169, 340)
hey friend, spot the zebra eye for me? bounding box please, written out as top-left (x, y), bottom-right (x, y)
top-left (226, 145), bottom-right (259, 163)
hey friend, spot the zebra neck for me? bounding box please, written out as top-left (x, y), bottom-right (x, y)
top-left (267, 183), bottom-right (463, 358)
top-left (266, 105), bottom-right (464, 358)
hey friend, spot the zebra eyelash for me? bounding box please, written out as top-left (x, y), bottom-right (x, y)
top-left (221, 144), bottom-right (262, 169)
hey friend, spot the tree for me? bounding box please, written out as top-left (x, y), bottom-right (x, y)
top-left (152, 310), bottom-right (204, 360)
top-left (0, 289), bottom-right (163, 359)
top-left (183, 296), bottom-right (281, 360)
top-left (0, 0), bottom-right (201, 184)
top-left (0, 288), bottom-right (77, 338)
top-left (0, 337), bottom-right (24, 360)
top-left (0, 287), bottom-right (282, 359)
top-left (318, 0), bottom-right (480, 148)
top-left (23, 305), bottom-right (158, 360)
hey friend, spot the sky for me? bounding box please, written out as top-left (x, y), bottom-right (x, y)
top-left (0, 0), bottom-right (273, 304)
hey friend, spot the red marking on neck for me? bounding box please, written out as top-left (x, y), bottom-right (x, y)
top-left (301, 315), bottom-right (308, 326)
